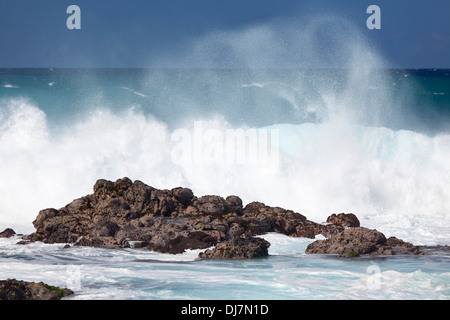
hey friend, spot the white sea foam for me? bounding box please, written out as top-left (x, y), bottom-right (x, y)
top-left (342, 269), bottom-right (450, 300)
top-left (0, 97), bottom-right (449, 245)
top-left (241, 82), bottom-right (266, 88)
top-left (3, 236), bottom-right (448, 300)
top-left (256, 232), bottom-right (323, 256)
top-left (121, 86), bottom-right (147, 97)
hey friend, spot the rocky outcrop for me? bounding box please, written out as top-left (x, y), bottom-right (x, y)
top-left (326, 213), bottom-right (360, 227)
top-left (23, 177), bottom-right (426, 259)
top-left (0, 228), bottom-right (16, 238)
top-left (305, 227), bottom-right (426, 257)
top-left (25, 177), bottom-right (345, 259)
top-left (0, 279), bottom-right (73, 300)
top-left (196, 236), bottom-right (270, 260)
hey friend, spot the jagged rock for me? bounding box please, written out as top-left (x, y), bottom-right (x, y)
top-left (305, 227), bottom-right (426, 257)
top-left (225, 196), bottom-right (244, 215)
top-left (26, 178), bottom-right (324, 256)
top-left (0, 279), bottom-right (73, 300)
top-left (172, 187), bottom-right (194, 206)
top-left (0, 228), bottom-right (16, 238)
top-left (196, 236), bottom-right (270, 260)
top-left (196, 195), bottom-right (228, 215)
top-left (24, 177), bottom-right (425, 259)
top-left (326, 213), bottom-right (360, 227)
top-left (16, 240), bottom-right (31, 245)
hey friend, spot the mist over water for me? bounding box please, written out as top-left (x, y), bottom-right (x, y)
top-left (0, 13), bottom-right (449, 246)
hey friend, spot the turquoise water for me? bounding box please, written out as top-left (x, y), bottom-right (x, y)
top-left (1, 234), bottom-right (449, 300)
top-left (1, 69), bottom-right (449, 133)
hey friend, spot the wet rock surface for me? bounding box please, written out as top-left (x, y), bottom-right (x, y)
top-left (0, 279), bottom-right (73, 300)
top-left (326, 213), bottom-right (360, 228)
top-left (196, 236), bottom-right (271, 260)
top-left (22, 177), bottom-right (426, 259)
top-left (305, 227), bottom-right (426, 257)
top-left (0, 228), bottom-right (16, 238)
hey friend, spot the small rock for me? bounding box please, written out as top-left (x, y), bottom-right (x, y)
top-left (197, 195), bottom-right (228, 215)
top-left (0, 279), bottom-right (73, 300)
top-left (326, 213), bottom-right (360, 227)
top-left (16, 240), bottom-right (31, 245)
top-left (173, 187), bottom-right (194, 206)
top-left (196, 236), bottom-right (270, 260)
top-left (0, 228), bottom-right (16, 238)
top-left (305, 227), bottom-right (425, 257)
top-left (225, 196), bottom-right (244, 215)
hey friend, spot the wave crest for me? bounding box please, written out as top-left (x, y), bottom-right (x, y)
top-left (0, 99), bottom-right (449, 244)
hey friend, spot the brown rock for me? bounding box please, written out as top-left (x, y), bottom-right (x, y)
top-left (24, 177), bottom-right (428, 260)
top-left (0, 228), bottom-right (16, 238)
top-left (306, 227), bottom-right (426, 257)
top-left (196, 236), bottom-right (270, 260)
top-left (326, 213), bottom-right (360, 227)
top-left (0, 279), bottom-right (73, 300)
top-left (172, 187), bottom-right (194, 206)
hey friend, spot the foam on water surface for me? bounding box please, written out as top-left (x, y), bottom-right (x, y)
top-left (1, 236), bottom-right (449, 300)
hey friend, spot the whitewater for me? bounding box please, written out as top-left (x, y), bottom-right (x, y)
top-left (1, 68), bottom-right (449, 246)
top-left (1, 15), bottom-right (449, 300)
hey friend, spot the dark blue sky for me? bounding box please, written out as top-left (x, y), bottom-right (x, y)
top-left (1, 0), bottom-right (449, 68)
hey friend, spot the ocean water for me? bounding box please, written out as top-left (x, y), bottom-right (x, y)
top-left (0, 233), bottom-right (449, 300)
top-left (0, 67), bottom-right (449, 300)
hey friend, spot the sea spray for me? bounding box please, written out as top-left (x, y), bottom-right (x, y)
top-left (1, 98), bottom-right (449, 244)
top-left (0, 12), bottom-right (449, 245)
